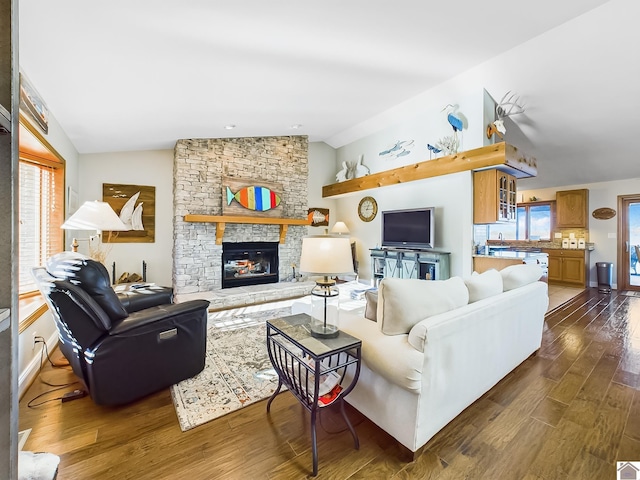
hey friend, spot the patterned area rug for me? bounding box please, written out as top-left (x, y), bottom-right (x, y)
top-left (170, 282), bottom-right (368, 431)
top-left (171, 305), bottom-right (292, 431)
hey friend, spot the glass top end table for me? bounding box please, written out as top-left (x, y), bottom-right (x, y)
top-left (265, 313), bottom-right (362, 476)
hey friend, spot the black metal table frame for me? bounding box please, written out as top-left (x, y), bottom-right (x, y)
top-left (266, 315), bottom-right (362, 476)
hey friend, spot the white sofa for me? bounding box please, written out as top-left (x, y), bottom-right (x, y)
top-left (338, 265), bottom-right (548, 455)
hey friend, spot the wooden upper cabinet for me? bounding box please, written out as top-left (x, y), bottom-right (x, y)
top-left (556, 189), bottom-right (589, 228)
top-left (473, 169), bottom-right (517, 224)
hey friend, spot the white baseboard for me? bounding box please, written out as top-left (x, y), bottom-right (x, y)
top-left (18, 331), bottom-right (60, 400)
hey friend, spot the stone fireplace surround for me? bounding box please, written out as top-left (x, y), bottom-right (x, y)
top-left (172, 136), bottom-right (311, 304)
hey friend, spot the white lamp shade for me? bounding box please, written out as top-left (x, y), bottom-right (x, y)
top-left (330, 221), bottom-right (350, 235)
top-left (299, 236), bottom-right (354, 276)
top-left (61, 200), bottom-right (128, 231)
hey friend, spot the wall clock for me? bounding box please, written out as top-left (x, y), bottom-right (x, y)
top-left (358, 196), bottom-right (378, 222)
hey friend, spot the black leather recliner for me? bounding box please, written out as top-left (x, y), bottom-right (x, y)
top-left (32, 252), bottom-right (210, 406)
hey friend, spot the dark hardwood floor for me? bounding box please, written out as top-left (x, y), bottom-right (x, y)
top-left (19, 288), bottom-right (640, 479)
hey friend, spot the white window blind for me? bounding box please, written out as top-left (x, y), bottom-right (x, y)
top-left (18, 157), bottom-right (64, 294)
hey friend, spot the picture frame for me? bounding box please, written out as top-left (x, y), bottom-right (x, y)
top-left (67, 186), bottom-right (79, 215)
top-left (307, 207), bottom-right (329, 227)
top-left (103, 183), bottom-right (156, 243)
top-left (19, 71), bottom-right (49, 134)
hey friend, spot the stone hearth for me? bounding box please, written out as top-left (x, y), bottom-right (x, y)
top-left (175, 280), bottom-right (315, 311)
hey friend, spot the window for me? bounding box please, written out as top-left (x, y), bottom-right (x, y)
top-left (487, 202), bottom-right (553, 241)
top-left (18, 120), bottom-right (65, 297)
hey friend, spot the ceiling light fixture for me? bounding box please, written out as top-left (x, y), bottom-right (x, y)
top-left (224, 124), bottom-right (236, 130)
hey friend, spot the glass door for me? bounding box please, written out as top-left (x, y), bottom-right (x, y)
top-left (617, 194), bottom-right (640, 291)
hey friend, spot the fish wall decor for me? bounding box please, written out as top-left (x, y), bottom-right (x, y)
top-left (222, 176), bottom-right (284, 217)
top-left (378, 140), bottom-right (414, 160)
top-left (307, 208), bottom-right (329, 226)
top-left (226, 185), bottom-right (281, 212)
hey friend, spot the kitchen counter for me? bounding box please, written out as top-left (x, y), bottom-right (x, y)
top-left (473, 250), bottom-right (549, 278)
top-left (473, 251), bottom-right (548, 259)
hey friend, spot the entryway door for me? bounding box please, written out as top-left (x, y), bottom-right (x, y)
top-left (617, 194), bottom-right (640, 291)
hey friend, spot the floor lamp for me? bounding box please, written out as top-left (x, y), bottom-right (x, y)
top-left (61, 200), bottom-right (128, 263)
top-left (299, 235), bottom-right (354, 338)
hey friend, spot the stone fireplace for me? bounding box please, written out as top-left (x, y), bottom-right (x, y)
top-left (221, 241), bottom-right (279, 289)
top-left (172, 136), bottom-right (308, 296)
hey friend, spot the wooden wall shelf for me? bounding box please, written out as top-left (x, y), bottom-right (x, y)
top-left (322, 142), bottom-right (536, 198)
top-left (183, 214), bottom-right (310, 245)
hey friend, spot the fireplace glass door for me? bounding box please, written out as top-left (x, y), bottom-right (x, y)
top-left (222, 242), bottom-right (279, 288)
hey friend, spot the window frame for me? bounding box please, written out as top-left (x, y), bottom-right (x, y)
top-left (18, 116), bottom-right (66, 332)
top-left (518, 200), bottom-right (555, 241)
top-left (487, 200), bottom-right (555, 241)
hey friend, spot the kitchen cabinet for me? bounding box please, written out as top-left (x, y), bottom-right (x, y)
top-left (473, 256), bottom-right (525, 273)
top-left (543, 249), bottom-right (588, 286)
top-left (556, 189), bottom-right (588, 228)
top-left (473, 169), bottom-right (517, 224)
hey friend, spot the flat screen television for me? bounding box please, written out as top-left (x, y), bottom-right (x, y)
top-left (381, 207), bottom-right (435, 249)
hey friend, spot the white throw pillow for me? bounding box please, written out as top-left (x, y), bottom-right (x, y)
top-left (377, 277), bottom-right (469, 335)
top-left (464, 269), bottom-right (503, 303)
top-left (364, 290), bottom-right (378, 321)
top-left (500, 264), bottom-right (543, 291)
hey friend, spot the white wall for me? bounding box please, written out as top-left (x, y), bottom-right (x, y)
top-left (78, 149), bottom-right (174, 286)
top-left (520, 177), bottom-right (640, 288)
top-left (334, 173), bottom-right (473, 281)
top-left (330, 90), bottom-right (486, 281)
top-left (307, 141), bottom-right (337, 234)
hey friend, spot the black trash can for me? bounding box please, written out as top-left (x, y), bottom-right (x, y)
top-left (596, 262), bottom-right (613, 293)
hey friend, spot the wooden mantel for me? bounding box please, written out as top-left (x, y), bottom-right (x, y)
top-left (322, 142), bottom-right (536, 198)
top-left (183, 214), bottom-right (310, 245)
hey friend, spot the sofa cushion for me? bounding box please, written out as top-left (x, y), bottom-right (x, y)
top-left (339, 311), bottom-right (424, 392)
top-left (464, 269), bottom-right (503, 303)
top-left (500, 264), bottom-right (544, 291)
top-left (364, 290), bottom-right (378, 321)
top-left (377, 277), bottom-right (469, 335)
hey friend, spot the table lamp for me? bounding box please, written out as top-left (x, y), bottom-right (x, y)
top-left (61, 200), bottom-right (128, 263)
top-left (299, 235), bottom-right (354, 338)
top-left (330, 221), bottom-right (350, 235)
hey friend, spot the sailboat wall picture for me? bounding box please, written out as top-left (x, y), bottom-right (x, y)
top-left (103, 183), bottom-right (156, 243)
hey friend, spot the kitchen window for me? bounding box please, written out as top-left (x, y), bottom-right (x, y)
top-left (487, 202), bottom-right (553, 241)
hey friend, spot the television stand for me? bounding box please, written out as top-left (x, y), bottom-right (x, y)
top-left (370, 248), bottom-right (450, 286)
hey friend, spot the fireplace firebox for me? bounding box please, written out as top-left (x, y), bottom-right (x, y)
top-left (221, 242), bottom-right (279, 289)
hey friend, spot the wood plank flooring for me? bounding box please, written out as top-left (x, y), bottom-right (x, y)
top-left (19, 288), bottom-right (640, 479)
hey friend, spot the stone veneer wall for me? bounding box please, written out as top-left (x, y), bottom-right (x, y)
top-left (173, 136), bottom-right (308, 295)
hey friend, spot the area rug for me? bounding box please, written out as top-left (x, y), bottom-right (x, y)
top-left (170, 283), bottom-right (368, 431)
top-left (18, 451), bottom-right (60, 480)
top-left (170, 305), bottom-right (292, 431)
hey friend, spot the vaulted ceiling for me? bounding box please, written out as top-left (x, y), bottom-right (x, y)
top-left (18, 0), bottom-right (639, 189)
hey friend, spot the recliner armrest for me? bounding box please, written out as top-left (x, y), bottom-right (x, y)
top-left (116, 285), bottom-right (174, 313)
top-left (109, 299), bottom-right (210, 335)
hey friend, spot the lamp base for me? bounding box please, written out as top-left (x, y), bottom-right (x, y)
top-left (310, 280), bottom-right (340, 338)
top-left (310, 324), bottom-right (339, 339)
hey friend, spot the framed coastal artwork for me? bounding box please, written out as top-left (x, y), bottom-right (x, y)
top-left (222, 176), bottom-right (284, 218)
top-left (19, 71), bottom-right (49, 134)
top-left (103, 183), bottom-right (156, 243)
